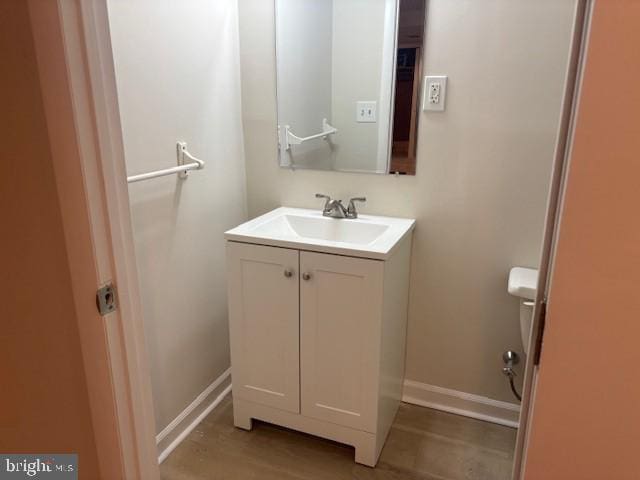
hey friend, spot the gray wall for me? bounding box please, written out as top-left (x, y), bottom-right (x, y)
top-left (108, 0), bottom-right (247, 432)
top-left (276, 0), bottom-right (334, 169)
top-left (331, 0), bottom-right (391, 172)
top-left (238, 0), bottom-right (577, 402)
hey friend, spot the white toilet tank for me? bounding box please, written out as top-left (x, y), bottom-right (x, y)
top-left (508, 267), bottom-right (539, 354)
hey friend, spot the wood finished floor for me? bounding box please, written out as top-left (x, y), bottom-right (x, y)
top-left (160, 394), bottom-right (516, 480)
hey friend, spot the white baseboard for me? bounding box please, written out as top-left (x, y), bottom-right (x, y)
top-left (402, 380), bottom-right (520, 428)
top-left (156, 368), bottom-right (232, 463)
top-left (155, 374), bottom-right (518, 464)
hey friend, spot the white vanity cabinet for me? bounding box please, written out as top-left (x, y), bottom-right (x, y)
top-left (299, 250), bottom-right (383, 433)
top-left (226, 222), bottom-right (413, 467)
top-left (226, 243), bottom-right (300, 414)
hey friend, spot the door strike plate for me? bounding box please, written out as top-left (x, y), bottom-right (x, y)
top-left (96, 283), bottom-right (117, 316)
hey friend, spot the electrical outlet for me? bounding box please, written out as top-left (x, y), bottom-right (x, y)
top-left (429, 83), bottom-right (441, 104)
top-left (356, 101), bottom-right (377, 123)
top-left (423, 75), bottom-right (447, 112)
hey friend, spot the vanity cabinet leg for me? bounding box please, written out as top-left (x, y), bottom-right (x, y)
top-left (354, 436), bottom-right (378, 467)
top-left (232, 402), bottom-right (254, 431)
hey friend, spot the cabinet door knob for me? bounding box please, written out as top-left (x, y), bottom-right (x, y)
top-left (284, 268), bottom-right (294, 278)
top-left (302, 272), bottom-right (312, 281)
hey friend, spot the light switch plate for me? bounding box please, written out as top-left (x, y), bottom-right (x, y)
top-left (356, 101), bottom-right (377, 123)
top-left (423, 75), bottom-right (447, 112)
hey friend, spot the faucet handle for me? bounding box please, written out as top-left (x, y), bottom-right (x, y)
top-left (347, 197), bottom-right (366, 218)
top-left (315, 193), bottom-right (331, 210)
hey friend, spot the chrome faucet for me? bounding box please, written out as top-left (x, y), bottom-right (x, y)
top-left (346, 197), bottom-right (366, 219)
top-left (316, 194), bottom-right (347, 218)
top-left (315, 194), bottom-right (366, 219)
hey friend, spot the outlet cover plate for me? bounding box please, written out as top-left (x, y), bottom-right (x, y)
top-left (423, 75), bottom-right (447, 112)
top-left (356, 101), bottom-right (377, 123)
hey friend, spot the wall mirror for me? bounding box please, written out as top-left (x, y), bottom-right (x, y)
top-left (275, 0), bottom-right (426, 175)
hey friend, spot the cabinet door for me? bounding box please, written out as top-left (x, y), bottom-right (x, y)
top-left (227, 242), bottom-right (300, 413)
top-left (300, 251), bottom-right (384, 432)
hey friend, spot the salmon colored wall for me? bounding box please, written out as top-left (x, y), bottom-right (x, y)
top-left (0, 1), bottom-right (100, 475)
top-left (523, 2), bottom-right (640, 479)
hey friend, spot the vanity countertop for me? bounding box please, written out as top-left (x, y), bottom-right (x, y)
top-left (224, 207), bottom-right (415, 260)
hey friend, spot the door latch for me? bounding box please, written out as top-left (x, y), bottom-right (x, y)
top-left (533, 300), bottom-right (547, 366)
top-left (96, 283), bottom-right (117, 316)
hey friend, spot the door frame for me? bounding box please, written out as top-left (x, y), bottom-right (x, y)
top-left (28, 1), bottom-right (159, 478)
top-left (408, 46), bottom-right (422, 162)
top-left (31, 0), bottom-right (593, 478)
top-left (511, 1), bottom-right (593, 478)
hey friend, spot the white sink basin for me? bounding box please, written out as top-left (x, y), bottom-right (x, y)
top-left (258, 214), bottom-right (389, 245)
top-left (225, 207), bottom-right (415, 260)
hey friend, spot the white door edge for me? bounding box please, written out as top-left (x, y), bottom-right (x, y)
top-left (29, 0), bottom-right (160, 478)
top-left (511, 1), bottom-right (594, 479)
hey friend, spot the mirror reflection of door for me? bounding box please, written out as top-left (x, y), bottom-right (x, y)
top-left (390, 0), bottom-right (426, 175)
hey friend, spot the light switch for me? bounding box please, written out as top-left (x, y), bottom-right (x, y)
top-left (423, 75), bottom-right (447, 112)
top-left (356, 101), bottom-right (377, 123)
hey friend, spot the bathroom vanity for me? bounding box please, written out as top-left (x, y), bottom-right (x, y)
top-left (225, 207), bottom-right (415, 466)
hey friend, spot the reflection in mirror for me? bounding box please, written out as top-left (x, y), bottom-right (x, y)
top-left (390, 0), bottom-right (425, 175)
top-left (275, 0), bottom-right (424, 175)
